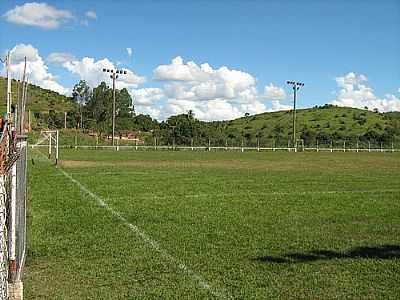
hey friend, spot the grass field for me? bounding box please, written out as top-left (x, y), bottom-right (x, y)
top-left (25, 149), bottom-right (400, 299)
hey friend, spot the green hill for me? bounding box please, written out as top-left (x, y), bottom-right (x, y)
top-left (1, 76), bottom-right (399, 147)
top-left (221, 104), bottom-right (399, 146)
top-left (0, 76), bottom-right (76, 113)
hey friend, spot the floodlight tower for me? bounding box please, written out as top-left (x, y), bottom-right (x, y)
top-left (286, 81), bottom-right (304, 151)
top-left (102, 68), bottom-right (127, 146)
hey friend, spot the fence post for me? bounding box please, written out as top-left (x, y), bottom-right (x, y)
top-left (48, 132), bottom-right (52, 158)
top-left (380, 142), bottom-right (383, 153)
top-left (191, 138), bottom-right (193, 151)
top-left (9, 163), bottom-right (17, 281)
top-left (330, 140), bottom-right (333, 153)
top-left (56, 130), bottom-right (59, 165)
top-left (241, 138), bottom-right (244, 153)
top-left (273, 139), bottom-right (276, 152)
top-left (257, 137), bottom-right (260, 152)
top-left (368, 141), bottom-right (371, 153)
top-left (343, 141), bottom-right (346, 152)
top-left (116, 138), bottom-right (119, 151)
top-left (316, 139), bottom-right (319, 153)
top-left (74, 130), bottom-right (77, 149)
top-left (208, 139), bottom-right (211, 152)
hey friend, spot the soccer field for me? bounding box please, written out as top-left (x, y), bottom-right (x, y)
top-left (25, 150), bottom-right (400, 299)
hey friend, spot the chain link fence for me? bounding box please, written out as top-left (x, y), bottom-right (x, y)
top-left (0, 124), bottom-right (28, 300)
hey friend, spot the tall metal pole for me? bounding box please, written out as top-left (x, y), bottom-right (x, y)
top-left (286, 81), bottom-right (304, 152)
top-left (292, 85), bottom-right (297, 149)
top-left (112, 72), bottom-right (116, 147)
top-left (102, 68), bottom-right (127, 146)
top-left (6, 52), bottom-right (12, 118)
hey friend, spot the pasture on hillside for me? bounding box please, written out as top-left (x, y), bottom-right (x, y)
top-left (26, 150), bottom-right (400, 299)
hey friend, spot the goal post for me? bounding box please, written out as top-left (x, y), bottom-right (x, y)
top-left (32, 130), bottom-right (59, 165)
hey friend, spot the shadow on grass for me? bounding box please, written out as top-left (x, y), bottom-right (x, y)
top-left (256, 245), bottom-right (400, 263)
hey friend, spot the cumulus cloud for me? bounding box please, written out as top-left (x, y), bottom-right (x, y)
top-left (60, 57), bottom-right (145, 89)
top-left (85, 10), bottom-right (97, 19)
top-left (263, 83), bottom-right (287, 100)
top-left (47, 52), bottom-right (75, 64)
top-left (163, 99), bottom-right (244, 121)
top-left (126, 48), bottom-right (133, 57)
top-left (3, 2), bottom-right (73, 29)
top-left (331, 72), bottom-right (400, 112)
top-left (153, 56), bottom-right (256, 100)
top-left (130, 88), bottom-right (164, 106)
top-left (0, 44), bottom-right (68, 94)
top-left (127, 56), bottom-right (292, 120)
top-left (268, 100), bottom-right (292, 112)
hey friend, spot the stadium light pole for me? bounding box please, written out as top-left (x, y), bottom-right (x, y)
top-left (102, 68), bottom-right (127, 146)
top-left (286, 81), bottom-right (304, 151)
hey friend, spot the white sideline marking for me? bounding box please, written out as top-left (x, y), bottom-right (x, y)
top-left (56, 166), bottom-right (230, 299)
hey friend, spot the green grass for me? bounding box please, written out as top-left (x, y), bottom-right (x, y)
top-left (0, 76), bottom-right (75, 113)
top-left (26, 150), bottom-right (400, 299)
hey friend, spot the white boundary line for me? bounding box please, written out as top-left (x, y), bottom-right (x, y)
top-left (34, 149), bottom-right (230, 299)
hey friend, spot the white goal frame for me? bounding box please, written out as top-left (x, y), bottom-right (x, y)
top-left (33, 130), bottom-right (59, 164)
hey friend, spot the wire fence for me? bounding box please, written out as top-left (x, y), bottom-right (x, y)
top-left (0, 124), bottom-right (28, 299)
top-left (14, 137), bottom-right (27, 282)
top-left (31, 143), bottom-right (400, 153)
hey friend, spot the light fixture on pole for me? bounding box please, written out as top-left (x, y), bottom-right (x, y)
top-left (102, 68), bottom-right (127, 146)
top-left (286, 80), bottom-right (304, 152)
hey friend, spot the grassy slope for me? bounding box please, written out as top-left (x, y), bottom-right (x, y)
top-left (0, 76), bottom-right (75, 113)
top-left (223, 106), bottom-right (396, 140)
top-left (2, 75), bottom-right (398, 143)
top-left (26, 150), bottom-right (400, 299)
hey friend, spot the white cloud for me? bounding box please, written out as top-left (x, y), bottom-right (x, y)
top-left (263, 83), bottom-right (286, 100)
top-left (163, 99), bottom-right (244, 121)
top-left (130, 88), bottom-right (164, 106)
top-left (3, 2), bottom-right (73, 29)
top-left (85, 10), bottom-right (97, 19)
top-left (153, 56), bottom-right (256, 101)
top-left (126, 48), bottom-right (133, 57)
top-left (331, 72), bottom-right (400, 112)
top-left (61, 57), bottom-right (145, 89)
top-left (127, 56), bottom-right (292, 120)
top-left (268, 100), bottom-right (292, 112)
top-left (135, 106), bottom-right (163, 120)
top-left (47, 52), bottom-right (75, 64)
top-left (0, 44), bottom-right (67, 94)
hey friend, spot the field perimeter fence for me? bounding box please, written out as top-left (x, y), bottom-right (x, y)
top-left (0, 123), bottom-right (28, 299)
top-left (29, 130), bottom-right (400, 153)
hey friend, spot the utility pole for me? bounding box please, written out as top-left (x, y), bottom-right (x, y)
top-left (4, 52), bottom-right (12, 118)
top-left (286, 81), bottom-right (304, 152)
top-left (102, 68), bottom-right (127, 146)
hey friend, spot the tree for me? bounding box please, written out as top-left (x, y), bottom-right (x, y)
top-left (115, 88), bottom-right (135, 132)
top-left (85, 82), bottom-right (112, 137)
top-left (72, 80), bottom-right (92, 128)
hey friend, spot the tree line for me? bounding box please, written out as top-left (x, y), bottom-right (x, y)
top-left (39, 80), bottom-right (400, 147)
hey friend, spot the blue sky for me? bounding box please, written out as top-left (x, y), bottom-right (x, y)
top-left (1, 0), bottom-right (399, 120)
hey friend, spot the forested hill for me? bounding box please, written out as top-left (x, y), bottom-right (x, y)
top-left (0, 76), bottom-right (399, 146)
top-left (0, 76), bottom-right (76, 112)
